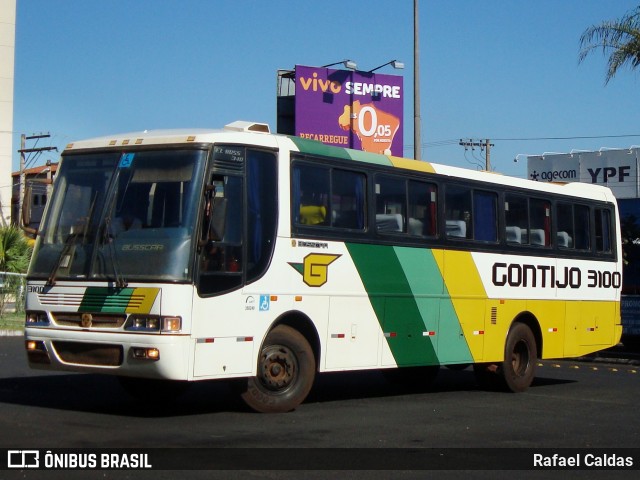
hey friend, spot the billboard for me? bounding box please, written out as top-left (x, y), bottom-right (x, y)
top-left (527, 149), bottom-right (640, 199)
top-left (293, 65), bottom-right (404, 156)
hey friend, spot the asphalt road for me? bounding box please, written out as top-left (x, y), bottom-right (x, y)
top-left (0, 336), bottom-right (638, 480)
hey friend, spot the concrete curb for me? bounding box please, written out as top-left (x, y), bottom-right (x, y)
top-left (0, 330), bottom-right (23, 337)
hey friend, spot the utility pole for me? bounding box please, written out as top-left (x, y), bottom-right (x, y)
top-left (458, 138), bottom-right (494, 171)
top-left (18, 133), bottom-right (57, 228)
top-left (413, 0), bottom-right (421, 160)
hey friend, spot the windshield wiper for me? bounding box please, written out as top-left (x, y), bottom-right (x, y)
top-left (102, 215), bottom-right (128, 289)
top-left (47, 231), bottom-right (81, 286)
top-left (47, 195), bottom-right (97, 286)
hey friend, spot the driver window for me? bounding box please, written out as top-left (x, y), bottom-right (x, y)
top-left (198, 174), bottom-right (243, 295)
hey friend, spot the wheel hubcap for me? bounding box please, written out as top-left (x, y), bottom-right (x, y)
top-left (258, 345), bottom-right (297, 391)
top-left (512, 340), bottom-right (530, 376)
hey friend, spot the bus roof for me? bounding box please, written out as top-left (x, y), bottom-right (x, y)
top-left (63, 121), bottom-right (615, 203)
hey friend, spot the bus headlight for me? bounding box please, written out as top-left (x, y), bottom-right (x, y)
top-left (25, 311), bottom-right (50, 327)
top-left (132, 347), bottom-right (160, 361)
top-left (25, 340), bottom-right (51, 364)
top-left (124, 315), bottom-right (181, 333)
top-left (162, 317), bottom-right (182, 333)
top-left (125, 315), bottom-right (161, 332)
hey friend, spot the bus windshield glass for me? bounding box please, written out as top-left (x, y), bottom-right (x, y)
top-left (29, 148), bottom-right (207, 283)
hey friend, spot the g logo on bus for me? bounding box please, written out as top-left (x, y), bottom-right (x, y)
top-left (289, 253), bottom-right (341, 287)
top-left (81, 313), bottom-right (93, 328)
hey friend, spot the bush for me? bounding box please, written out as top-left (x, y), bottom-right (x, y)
top-left (0, 226), bottom-right (32, 316)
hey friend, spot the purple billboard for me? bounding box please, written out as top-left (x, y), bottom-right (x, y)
top-left (294, 65), bottom-right (404, 156)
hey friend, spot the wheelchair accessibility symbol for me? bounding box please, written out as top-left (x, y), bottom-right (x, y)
top-left (259, 295), bottom-right (270, 311)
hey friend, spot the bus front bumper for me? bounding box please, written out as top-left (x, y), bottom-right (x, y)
top-left (24, 328), bottom-right (192, 381)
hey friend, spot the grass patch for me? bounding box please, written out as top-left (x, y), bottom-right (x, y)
top-left (0, 311), bottom-right (24, 331)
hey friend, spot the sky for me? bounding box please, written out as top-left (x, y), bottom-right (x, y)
top-left (11, 0), bottom-right (640, 179)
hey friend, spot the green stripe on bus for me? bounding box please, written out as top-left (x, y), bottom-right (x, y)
top-left (289, 136), bottom-right (393, 167)
top-left (345, 149), bottom-right (394, 167)
top-left (394, 248), bottom-right (474, 363)
top-left (289, 136), bottom-right (352, 160)
top-left (79, 287), bottom-right (134, 313)
top-left (346, 243), bottom-right (438, 365)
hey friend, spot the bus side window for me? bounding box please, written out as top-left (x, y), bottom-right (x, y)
top-left (530, 199), bottom-right (551, 247)
top-left (445, 185), bottom-right (472, 239)
top-left (595, 208), bottom-right (612, 253)
top-left (557, 202), bottom-right (574, 249)
top-left (408, 180), bottom-right (437, 237)
top-left (473, 190), bottom-right (497, 242)
top-left (376, 175), bottom-right (406, 233)
top-left (505, 194), bottom-right (528, 245)
top-left (293, 164), bottom-right (329, 226)
top-left (574, 205), bottom-right (590, 250)
top-left (332, 169), bottom-right (366, 230)
top-left (246, 150), bottom-right (277, 283)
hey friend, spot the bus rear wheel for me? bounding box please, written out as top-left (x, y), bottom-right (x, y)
top-left (240, 325), bottom-right (315, 413)
top-left (474, 322), bottom-right (537, 392)
top-left (502, 322), bottom-right (537, 392)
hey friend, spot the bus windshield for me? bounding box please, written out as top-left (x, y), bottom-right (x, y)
top-left (29, 148), bottom-right (207, 284)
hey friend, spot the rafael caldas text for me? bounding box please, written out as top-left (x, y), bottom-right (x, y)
top-left (533, 453), bottom-right (633, 468)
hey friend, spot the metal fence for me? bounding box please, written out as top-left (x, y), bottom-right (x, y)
top-left (0, 272), bottom-right (27, 315)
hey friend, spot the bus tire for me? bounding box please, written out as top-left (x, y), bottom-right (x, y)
top-left (240, 325), bottom-right (315, 413)
top-left (501, 322), bottom-right (537, 392)
top-left (474, 323), bottom-right (537, 392)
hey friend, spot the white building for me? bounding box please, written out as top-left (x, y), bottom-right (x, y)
top-left (0, 0), bottom-right (16, 226)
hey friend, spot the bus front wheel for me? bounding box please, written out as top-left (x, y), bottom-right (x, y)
top-left (240, 325), bottom-right (316, 413)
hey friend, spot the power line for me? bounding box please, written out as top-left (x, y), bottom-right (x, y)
top-left (492, 133), bottom-right (640, 142)
top-left (414, 133), bottom-right (640, 150)
top-left (459, 139), bottom-right (494, 171)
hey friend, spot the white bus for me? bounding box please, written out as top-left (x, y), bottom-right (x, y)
top-left (25, 121), bottom-right (622, 412)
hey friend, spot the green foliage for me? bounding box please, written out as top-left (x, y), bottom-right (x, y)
top-left (0, 226), bottom-right (32, 274)
top-left (579, 6), bottom-right (640, 84)
top-left (0, 226), bottom-right (32, 317)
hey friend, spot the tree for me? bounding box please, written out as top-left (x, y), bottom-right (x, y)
top-left (0, 226), bottom-right (33, 315)
top-left (579, 5), bottom-right (640, 84)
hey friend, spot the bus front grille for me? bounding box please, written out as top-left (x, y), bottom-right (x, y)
top-left (52, 341), bottom-right (123, 366)
top-left (52, 313), bottom-right (126, 328)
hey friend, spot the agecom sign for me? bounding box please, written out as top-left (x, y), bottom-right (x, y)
top-left (294, 65), bottom-right (404, 156)
top-left (527, 149), bottom-right (639, 199)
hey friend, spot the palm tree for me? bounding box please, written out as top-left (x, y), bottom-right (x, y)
top-left (0, 226), bottom-right (32, 315)
top-left (579, 5), bottom-right (640, 84)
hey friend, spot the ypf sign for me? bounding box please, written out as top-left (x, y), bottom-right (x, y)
top-left (579, 151), bottom-right (638, 199)
top-left (527, 149), bottom-right (639, 199)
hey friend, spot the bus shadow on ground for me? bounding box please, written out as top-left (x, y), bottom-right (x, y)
top-left (0, 367), bottom-right (575, 418)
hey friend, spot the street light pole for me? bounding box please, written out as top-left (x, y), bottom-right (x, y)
top-left (414, 0), bottom-right (421, 160)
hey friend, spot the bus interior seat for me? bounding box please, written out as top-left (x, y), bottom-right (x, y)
top-left (408, 217), bottom-right (424, 235)
top-left (446, 220), bottom-right (466, 238)
top-left (506, 226), bottom-right (522, 244)
top-left (529, 229), bottom-right (546, 246)
top-left (299, 205), bottom-right (327, 225)
top-left (557, 231), bottom-right (572, 248)
top-left (376, 213), bottom-right (403, 232)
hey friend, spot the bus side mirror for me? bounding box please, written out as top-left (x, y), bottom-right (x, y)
top-left (208, 198), bottom-right (227, 241)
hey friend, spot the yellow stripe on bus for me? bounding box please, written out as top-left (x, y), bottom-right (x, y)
top-left (126, 288), bottom-right (160, 314)
top-left (388, 156), bottom-right (436, 173)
